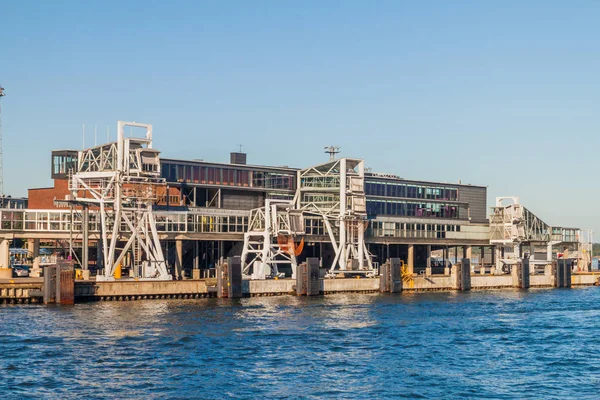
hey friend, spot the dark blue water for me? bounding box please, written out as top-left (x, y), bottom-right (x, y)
top-left (2, 288), bottom-right (600, 399)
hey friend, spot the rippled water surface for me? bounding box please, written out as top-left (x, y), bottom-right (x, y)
top-left (2, 288), bottom-right (600, 399)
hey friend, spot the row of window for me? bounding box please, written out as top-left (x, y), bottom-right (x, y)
top-left (161, 163), bottom-right (296, 191)
top-left (366, 200), bottom-right (460, 219)
top-left (369, 221), bottom-right (462, 239)
top-left (302, 218), bottom-right (465, 238)
top-left (300, 176), bottom-right (340, 188)
top-left (52, 154), bottom-right (78, 177)
top-left (365, 181), bottom-right (458, 201)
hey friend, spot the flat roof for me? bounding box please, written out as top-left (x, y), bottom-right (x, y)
top-left (160, 157), bottom-right (299, 173)
top-left (365, 173), bottom-right (487, 189)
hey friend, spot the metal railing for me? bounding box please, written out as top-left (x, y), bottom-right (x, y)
top-left (0, 208), bottom-right (250, 235)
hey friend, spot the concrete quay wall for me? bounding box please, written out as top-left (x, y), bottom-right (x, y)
top-left (75, 280), bottom-right (210, 300)
top-left (71, 273), bottom-right (600, 301)
top-left (0, 278), bottom-right (44, 304)
top-left (4, 271), bottom-right (598, 304)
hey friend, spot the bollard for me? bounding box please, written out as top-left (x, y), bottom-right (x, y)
top-left (513, 260), bottom-right (530, 289)
top-left (379, 259), bottom-right (402, 293)
top-left (389, 258), bottom-right (402, 293)
top-left (296, 262), bottom-right (307, 296)
top-left (563, 259), bottom-right (572, 288)
top-left (227, 256), bottom-right (243, 298)
top-left (217, 263), bottom-right (227, 298)
top-left (296, 263), bottom-right (306, 295)
top-left (453, 259), bottom-right (471, 291)
top-left (379, 262), bottom-right (389, 293)
top-left (306, 258), bottom-right (320, 296)
top-left (43, 266), bottom-right (57, 304)
top-left (555, 260), bottom-right (571, 288)
top-left (297, 259), bottom-right (320, 296)
top-left (461, 259), bottom-right (471, 291)
top-left (521, 259), bottom-right (530, 289)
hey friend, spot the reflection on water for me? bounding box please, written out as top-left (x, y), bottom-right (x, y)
top-left (2, 288), bottom-right (600, 398)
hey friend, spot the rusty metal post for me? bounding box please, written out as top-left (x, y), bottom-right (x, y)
top-left (295, 262), bottom-right (307, 296)
top-left (43, 266), bottom-right (57, 304)
top-left (379, 261), bottom-right (389, 293)
top-left (217, 263), bottom-right (227, 298)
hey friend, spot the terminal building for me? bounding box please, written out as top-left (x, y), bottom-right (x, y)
top-left (23, 143), bottom-right (490, 277)
top-left (0, 120), bottom-right (576, 281)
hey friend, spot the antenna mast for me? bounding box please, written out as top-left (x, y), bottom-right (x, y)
top-left (324, 145), bottom-right (340, 162)
top-left (0, 85), bottom-right (5, 196)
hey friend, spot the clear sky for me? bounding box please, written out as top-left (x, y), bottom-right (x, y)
top-left (1, 1), bottom-right (599, 233)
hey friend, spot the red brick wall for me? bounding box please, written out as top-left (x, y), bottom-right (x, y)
top-left (28, 179), bottom-right (182, 209)
top-left (28, 179), bottom-right (70, 209)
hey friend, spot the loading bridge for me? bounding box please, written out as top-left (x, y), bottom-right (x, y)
top-left (490, 197), bottom-right (583, 269)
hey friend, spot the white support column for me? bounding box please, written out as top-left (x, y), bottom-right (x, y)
top-left (495, 245), bottom-right (503, 274)
top-left (407, 244), bottom-right (414, 275)
top-left (358, 221), bottom-right (365, 269)
top-left (339, 158), bottom-right (347, 270)
top-left (175, 239), bottom-right (183, 280)
top-left (0, 239), bottom-right (9, 268)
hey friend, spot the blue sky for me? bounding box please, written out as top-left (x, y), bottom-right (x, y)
top-left (1, 1), bottom-right (599, 232)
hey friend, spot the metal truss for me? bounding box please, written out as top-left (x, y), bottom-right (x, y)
top-left (296, 158), bottom-right (374, 277)
top-left (490, 197), bottom-right (584, 270)
top-left (70, 121), bottom-right (171, 281)
top-left (241, 200), bottom-right (304, 279)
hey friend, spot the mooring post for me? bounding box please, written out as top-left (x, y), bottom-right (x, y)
top-left (217, 262), bottom-right (227, 298)
top-left (379, 261), bottom-right (389, 293)
top-left (306, 258), bottom-right (320, 296)
top-left (227, 256), bottom-right (242, 298)
top-left (296, 262), bottom-right (307, 296)
top-left (522, 259), bottom-right (530, 289)
top-left (555, 259), bottom-right (571, 288)
top-left (462, 258), bottom-right (471, 291)
top-left (43, 265), bottom-right (56, 304)
top-left (563, 259), bottom-right (572, 288)
top-left (390, 258), bottom-right (402, 293)
top-left (513, 260), bottom-right (530, 289)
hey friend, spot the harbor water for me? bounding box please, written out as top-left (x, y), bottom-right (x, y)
top-left (2, 288), bottom-right (600, 399)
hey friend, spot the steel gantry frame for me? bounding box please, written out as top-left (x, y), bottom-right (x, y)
top-left (240, 199), bottom-right (304, 279)
top-left (69, 121), bottom-right (171, 281)
top-left (295, 157), bottom-right (374, 277)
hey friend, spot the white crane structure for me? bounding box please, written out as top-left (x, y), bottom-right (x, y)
top-left (490, 197), bottom-right (581, 272)
top-left (0, 85), bottom-right (5, 196)
top-left (69, 121), bottom-right (171, 281)
top-left (241, 199), bottom-right (304, 279)
top-left (297, 157), bottom-right (374, 277)
top-left (241, 156), bottom-right (375, 279)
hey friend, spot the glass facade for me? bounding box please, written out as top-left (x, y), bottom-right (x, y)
top-left (365, 179), bottom-right (461, 218)
top-left (366, 199), bottom-right (459, 219)
top-left (368, 221), bottom-right (461, 239)
top-left (161, 161), bottom-right (296, 191)
top-left (365, 180), bottom-right (458, 200)
top-left (51, 150), bottom-right (78, 179)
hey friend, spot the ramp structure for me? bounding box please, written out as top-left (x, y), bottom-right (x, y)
top-left (490, 197), bottom-right (580, 272)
